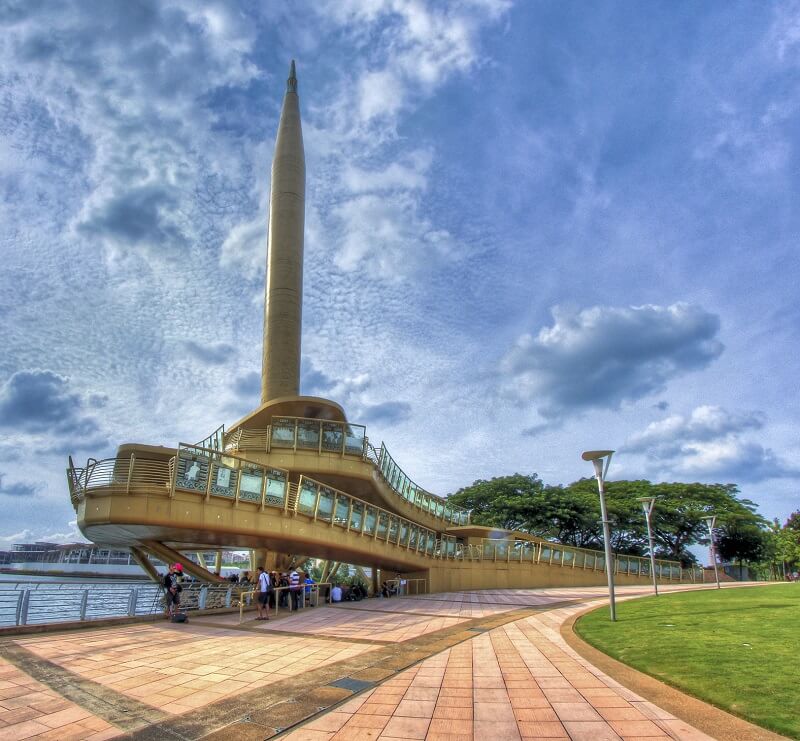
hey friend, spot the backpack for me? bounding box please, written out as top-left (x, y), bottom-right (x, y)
top-left (171, 613), bottom-right (188, 623)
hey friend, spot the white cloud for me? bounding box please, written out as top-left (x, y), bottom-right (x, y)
top-left (624, 405), bottom-right (800, 483)
top-left (502, 303), bottom-right (724, 420)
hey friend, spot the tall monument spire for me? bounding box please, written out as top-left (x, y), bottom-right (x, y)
top-left (261, 60), bottom-right (306, 403)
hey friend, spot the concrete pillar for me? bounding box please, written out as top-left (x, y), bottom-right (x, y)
top-left (214, 550), bottom-right (222, 574)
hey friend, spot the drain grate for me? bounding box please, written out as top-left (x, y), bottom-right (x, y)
top-left (467, 627), bottom-right (490, 633)
top-left (329, 677), bottom-right (376, 693)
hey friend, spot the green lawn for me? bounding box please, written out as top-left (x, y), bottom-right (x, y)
top-left (574, 585), bottom-right (800, 739)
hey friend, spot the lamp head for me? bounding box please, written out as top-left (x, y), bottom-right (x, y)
top-left (637, 496), bottom-right (656, 515)
top-left (581, 450), bottom-right (615, 461)
top-left (704, 515), bottom-right (716, 529)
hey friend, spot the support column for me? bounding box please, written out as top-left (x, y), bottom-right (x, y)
top-left (254, 548), bottom-right (269, 571)
top-left (372, 566), bottom-right (379, 597)
top-left (214, 551), bottom-right (222, 575)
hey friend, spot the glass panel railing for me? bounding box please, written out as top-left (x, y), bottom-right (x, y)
top-left (574, 552), bottom-right (585, 568)
top-left (563, 550), bottom-right (574, 566)
top-left (297, 420), bottom-right (320, 450)
top-left (334, 495), bottom-right (349, 527)
top-left (350, 502), bottom-right (364, 531)
top-left (271, 418), bottom-right (296, 448)
top-left (483, 542), bottom-right (495, 559)
top-left (377, 513), bottom-right (389, 539)
top-left (409, 526), bottom-right (417, 550)
top-left (364, 507), bottom-right (377, 535)
top-left (175, 450), bottom-right (209, 493)
top-left (210, 463), bottom-right (237, 498)
top-left (322, 422), bottom-right (343, 453)
top-left (388, 517), bottom-right (399, 543)
top-left (238, 468), bottom-right (263, 503)
top-left (540, 546), bottom-right (551, 561)
top-left (496, 542), bottom-right (508, 560)
top-left (344, 425), bottom-right (366, 456)
top-left (298, 481), bottom-right (317, 515)
top-left (317, 488), bottom-right (334, 522)
top-left (265, 470), bottom-right (286, 506)
top-left (426, 533), bottom-right (435, 554)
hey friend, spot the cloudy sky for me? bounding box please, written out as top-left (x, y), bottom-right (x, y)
top-left (1, 0), bottom-right (798, 546)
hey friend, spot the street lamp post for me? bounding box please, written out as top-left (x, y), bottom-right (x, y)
top-left (582, 450), bottom-right (616, 621)
top-left (638, 497), bottom-right (658, 596)
top-left (704, 515), bottom-right (721, 589)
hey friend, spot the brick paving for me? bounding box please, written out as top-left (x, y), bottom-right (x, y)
top-left (0, 584), bottom-right (762, 739)
top-left (14, 622), bottom-right (374, 716)
top-left (0, 657), bottom-right (120, 740)
top-left (283, 589), bottom-right (723, 741)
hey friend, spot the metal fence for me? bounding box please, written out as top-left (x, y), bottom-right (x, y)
top-left (0, 581), bottom-right (246, 628)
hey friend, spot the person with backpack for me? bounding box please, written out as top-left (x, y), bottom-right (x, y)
top-left (163, 564), bottom-right (182, 619)
top-left (256, 566), bottom-right (271, 621)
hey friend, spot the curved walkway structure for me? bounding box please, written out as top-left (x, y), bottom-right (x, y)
top-left (68, 412), bottom-right (697, 592)
top-left (0, 583), bottom-right (776, 740)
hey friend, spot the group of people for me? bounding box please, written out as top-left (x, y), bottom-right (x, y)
top-left (255, 566), bottom-right (316, 619)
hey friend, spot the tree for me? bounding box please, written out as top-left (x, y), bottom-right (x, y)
top-left (448, 475), bottom-right (766, 567)
top-left (717, 516), bottom-right (768, 579)
top-left (448, 474), bottom-right (545, 531)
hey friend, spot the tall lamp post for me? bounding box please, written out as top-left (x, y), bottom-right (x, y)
top-left (637, 497), bottom-right (659, 596)
top-left (582, 450), bottom-right (616, 621)
top-left (704, 515), bottom-right (721, 589)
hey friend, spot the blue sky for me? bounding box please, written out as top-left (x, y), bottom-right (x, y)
top-left (1, 0), bottom-right (798, 546)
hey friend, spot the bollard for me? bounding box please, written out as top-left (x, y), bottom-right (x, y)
top-left (79, 590), bottom-right (89, 621)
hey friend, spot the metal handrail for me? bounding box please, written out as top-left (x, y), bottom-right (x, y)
top-left (238, 582), bottom-right (332, 623)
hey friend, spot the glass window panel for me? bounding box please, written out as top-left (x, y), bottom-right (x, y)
top-left (563, 550), bottom-right (574, 565)
top-left (377, 512), bottom-right (389, 539)
top-left (364, 507), bottom-right (377, 535)
top-left (540, 546), bottom-right (551, 561)
top-left (265, 471), bottom-right (286, 506)
top-left (322, 422), bottom-right (344, 452)
top-left (399, 522), bottom-right (409, 546)
top-left (298, 481), bottom-right (318, 515)
top-left (238, 469), bottom-right (263, 502)
top-left (409, 526), bottom-right (417, 549)
top-left (334, 495), bottom-right (350, 527)
top-left (427, 532), bottom-right (435, 553)
top-left (388, 517), bottom-right (399, 542)
top-left (317, 488), bottom-right (334, 522)
top-left (270, 417), bottom-right (296, 448)
top-left (210, 464), bottom-right (237, 497)
top-left (574, 552), bottom-right (585, 567)
top-left (350, 502), bottom-right (364, 531)
top-left (496, 542), bottom-right (508, 559)
top-left (176, 453), bottom-right (209, 492)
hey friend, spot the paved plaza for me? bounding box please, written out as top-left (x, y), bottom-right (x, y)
top-left (0, 584), bottom-right (772, 740)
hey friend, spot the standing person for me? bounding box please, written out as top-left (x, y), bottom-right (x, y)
top-left (279, 573), bottom-right (289, 608)
top-left (331, 583), bottom-right (343, 603)
top-left (256, 566), bottom-right (271, 621)
top-left (304, 573), bottom-right (315, 606)
top-left (163, 564), bottom-right (181, 619)
top-left (269, 572), bottom-right (279, 609)
top-left (289, 568), bottom-right (301, 610)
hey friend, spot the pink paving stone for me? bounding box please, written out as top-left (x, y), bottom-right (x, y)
top-left (550, 702), bottom-right (603, 722)
top-left (378, 715), bottom-right (431, 739)
top-left (561, 720), bottom-right (623, 740)
top-left (473, 719), bottom-right (521, 740)
top-left (305, 712), bottom-right (352, 732)
top-left (515, 720), bottom-right (569, 738)
top-left (394, 700), bottom-right (435, 718)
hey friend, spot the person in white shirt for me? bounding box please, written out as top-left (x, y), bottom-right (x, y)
top-left (256, 566), bottom-right (271, 621)
top-left (331, 584), bottom-right (343, 603)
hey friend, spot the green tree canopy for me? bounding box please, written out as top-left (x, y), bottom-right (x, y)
top-left (448, 475), bottom-right (765, 566)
